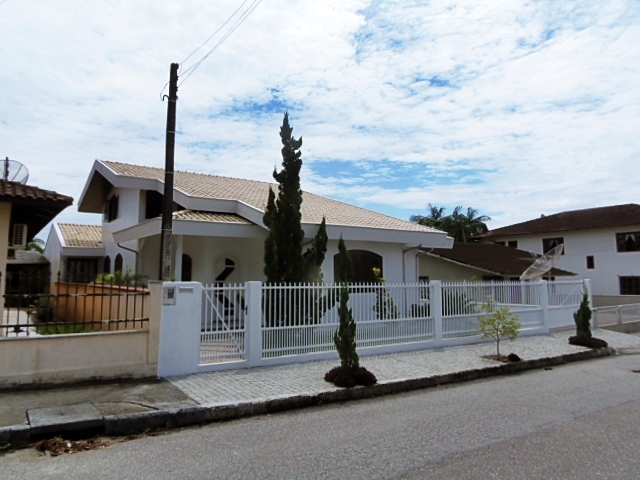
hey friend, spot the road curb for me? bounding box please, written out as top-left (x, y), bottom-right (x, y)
top-left (3, 347), bottom-right (614, 449)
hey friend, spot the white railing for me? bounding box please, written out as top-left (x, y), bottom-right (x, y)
top-left (593, 303), bottom-right (640, 328)
top-left (158, 279), bottom-right (590, 376)
top-left (261, 282), bottom-right (434, 358)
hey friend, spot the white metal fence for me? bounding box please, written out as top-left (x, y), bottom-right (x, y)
top-left (593, 303), bottom-right (640, 329)
top-left (157, 278), bottom-right (589, 377)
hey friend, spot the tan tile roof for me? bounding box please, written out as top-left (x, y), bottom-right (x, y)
top-left (476, 204), bottom-right (640, 238)
top-left (173, 210), bottom-right (252, 224)
top-left (101, 161), bottom-right (437, 233)
top-left (59, 223), bottom-right (102, 248)
top-left (427, 243), bottom-right (576, 277)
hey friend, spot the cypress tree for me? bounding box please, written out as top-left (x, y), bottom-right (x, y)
top-left (334, 236), bottom-right (359, 371)
top-left (263, 112), bottom-right (328, 284)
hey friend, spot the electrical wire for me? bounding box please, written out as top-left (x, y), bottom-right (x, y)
top-left (178, 0), bottom-right (263, 87)
top-left (179, 0), bottom-right (251, 69)
top-left (159, 0), bottom-right (262, 98)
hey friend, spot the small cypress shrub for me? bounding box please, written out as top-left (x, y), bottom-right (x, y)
top-left (573, 290), bottom-right (592, 339)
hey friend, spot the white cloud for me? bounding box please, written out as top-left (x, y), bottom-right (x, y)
top-left (0, 0), bottom-right (638, 234)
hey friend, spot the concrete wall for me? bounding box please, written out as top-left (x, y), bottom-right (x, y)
top-left (418, 254), bottom-right (496, 282)
top-left (0, 283), bottom-right (161, 387)
top-left (483, 226), bottom-right (640, 297)
top-left (593, 295), bottom-right (640, 308)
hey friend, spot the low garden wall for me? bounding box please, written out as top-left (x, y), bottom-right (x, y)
top-left (0, 284), bottom-right (161, 388)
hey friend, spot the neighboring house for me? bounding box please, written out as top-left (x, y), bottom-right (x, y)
top-left (49, 160), bottom-right (452, 285)
top-left (44, 223), bottom-right (104, 283)
top-left (474, 204), bottom-right (640, 306)
top-left (418, 242), bottom-right (576, 283)
top-left (0, 179), bottom-right (73, 319)
top-left (6, 249), bottom-right (50, 298)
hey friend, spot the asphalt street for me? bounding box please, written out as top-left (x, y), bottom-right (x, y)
top-left (2, 352), bottom-right (640, 479)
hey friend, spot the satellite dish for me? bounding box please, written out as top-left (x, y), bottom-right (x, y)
top-left (519, 243), bottom-right (564, 281)
top-left (2, 157), bottom-right (29, 184)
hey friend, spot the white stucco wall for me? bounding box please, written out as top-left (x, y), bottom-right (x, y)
top-left (418, 254), bottom-right (494, 282)
top-left (483, 226), bottom-right (640, 296)
top-left (101, 187), bottom-right (140, 272)
top-left (43, 223), bottom-right (63, 284)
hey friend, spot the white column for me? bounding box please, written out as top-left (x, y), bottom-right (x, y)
top-left (540, 280), bottom-right (550, 331)
top-left (432, 280), bottom-right (443, 343)
top-left (245, 281), bottom-right (263, 367)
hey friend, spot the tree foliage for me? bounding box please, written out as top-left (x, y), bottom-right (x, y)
top-left (478, 299), bottom-right (521, 357)
top-left (334, 237), bottom-right (359, 371)
top-left (26, 238), bottom-right (45, 253)
top-left (411, 205), bottom-right (491, 242)
top-left (263, 112), bottom-right (327, 283)
top-left (372, 267), bottom-right (400, 320)
top-left (573, 290), bottom-right (592, 338)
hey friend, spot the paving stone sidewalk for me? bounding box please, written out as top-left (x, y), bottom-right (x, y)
top-left (167, 329), bottom-right (640, 406)
top-left (3, 329), bottom-right (638, 449)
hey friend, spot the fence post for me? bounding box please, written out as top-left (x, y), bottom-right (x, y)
top-left (617, 306), bottom-right (623, 326)
top-left (432, 280), bottom-right (443, 343)
top-left (583, 278), bottom-right (594, 329)
top-left (540, 280), bottom-right (550, 331)
top-left (245, 281), bottom-right (262, 367)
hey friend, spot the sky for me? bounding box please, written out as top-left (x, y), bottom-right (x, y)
top-left (1, 0), bottom-right (639, 238)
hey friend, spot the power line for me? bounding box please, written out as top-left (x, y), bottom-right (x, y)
top-left (159, 0), bottom-right (263, 98)
top-left (178, 0), bottom-right (263, 87)
top-left (179, 0), bottom-right (251, 68)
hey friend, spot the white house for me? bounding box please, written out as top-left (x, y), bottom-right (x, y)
top-left (474, 204), bottom-right (640, 306)
top-left (46, 160), bottom-right (453, 284)
top-left (44, 223), bottom-right (104, 283)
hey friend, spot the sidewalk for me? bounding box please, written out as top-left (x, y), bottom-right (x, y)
top-left (2, 329), bottom-right (639, 449)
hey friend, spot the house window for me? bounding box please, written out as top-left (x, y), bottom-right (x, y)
top-left (616, 232), bottom-right (640, 252)
top-left (586, 256), bottom-right (594, 269)
top-left (103, 195), bottom-right (119, 222)
top-left (507, 241), bottom-right (518, 248)
top-left (542, 237), bottom-right (564, 254)
top-left (145, 190), bottom-right (164, 219)
top-left (333, 250), bottom-right (382, 283)
top-left (181, 254), bottom-right (192, 281)
top-left (104, 255), bottom-right (111, 274)
top-left (66, 258), bottom-right (97, 283)
top-left (114, 254), bottom-right (123, 272)
top-left (620, 276), bottom-right (640, 295)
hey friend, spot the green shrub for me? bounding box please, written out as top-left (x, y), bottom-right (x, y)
top-left (478, 299), bottom-right (521, 357)
top-left (36, 323), bottom-right (93, 335)
top-left (573, 290), bottom-right (592, 338)
top-left (94, 268), bottom-right (146, 287)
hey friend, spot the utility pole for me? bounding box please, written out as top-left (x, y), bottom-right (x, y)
top-left (159, 63), bottom-right (179, 281)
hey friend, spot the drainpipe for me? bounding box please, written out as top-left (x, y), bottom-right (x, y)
top-left (117, 242), bottom-right (139, 276)
top-left (402, 245), bottom-right (422, 283)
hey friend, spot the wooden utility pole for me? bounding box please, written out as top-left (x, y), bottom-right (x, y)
top-left (159, 63), bottom-right (179, 281)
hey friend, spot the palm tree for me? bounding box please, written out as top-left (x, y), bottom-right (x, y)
top-left (411, 205), bottom-right (491, 242)
top-left (409, 204), bottom-right (446, 230)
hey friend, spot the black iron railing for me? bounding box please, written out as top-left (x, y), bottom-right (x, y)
top-left (1, 271), bottom-right (149, 338)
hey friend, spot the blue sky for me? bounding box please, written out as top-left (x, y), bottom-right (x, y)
top-left (1, 0), bottom-right (639, 236)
